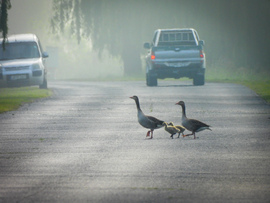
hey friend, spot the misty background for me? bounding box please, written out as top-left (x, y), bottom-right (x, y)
top-left (7, 0), bottom-right (270, 80)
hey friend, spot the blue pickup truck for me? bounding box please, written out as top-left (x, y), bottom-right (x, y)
top-left (143, 28), bottom-right (206, 86)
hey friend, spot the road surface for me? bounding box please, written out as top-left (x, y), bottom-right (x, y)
top-left (0, 80), bottom-right (270, 202)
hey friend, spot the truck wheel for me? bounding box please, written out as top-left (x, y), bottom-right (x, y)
top-left (193, 74), bottom-right (205, 86)
top-left (146, 73), bottom-right (157, 86)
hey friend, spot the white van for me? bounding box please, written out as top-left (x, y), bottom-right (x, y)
top-left (0, 34), bottom-right (48, 88)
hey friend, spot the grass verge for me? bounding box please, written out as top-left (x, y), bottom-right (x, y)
top-left (0, 87), bottom-right (52, 113)
top-left (239, 80), bottom-right (270, 103)
top-left (207, 79), bottom-right (270, 103)
top-left (206, 64), bottom-right (270, 103)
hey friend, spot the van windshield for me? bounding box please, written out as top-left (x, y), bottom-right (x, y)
top-left (0, 42), bottom-right (40, 61)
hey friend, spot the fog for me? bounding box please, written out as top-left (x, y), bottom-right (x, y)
top-left (7, 0), bottom-right (270, 80)
top-left (8, 0), bottom-right (123, 80)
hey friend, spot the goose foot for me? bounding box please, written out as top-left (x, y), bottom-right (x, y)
top-left (179, 133), bottom-right (185, 138)
top-left (170, 134), bottom-right (174, 139)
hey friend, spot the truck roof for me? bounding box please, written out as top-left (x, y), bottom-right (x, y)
top-left (156, 28), bottom-right (196, 32)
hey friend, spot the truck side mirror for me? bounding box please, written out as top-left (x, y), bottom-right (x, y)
top-left (199, 40), bottom-right (205, 46)
top-left (143, 42), bottom-right (150, 49)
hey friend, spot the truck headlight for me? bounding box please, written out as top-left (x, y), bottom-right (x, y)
top-left (32, 63), bottom-right (41, 70)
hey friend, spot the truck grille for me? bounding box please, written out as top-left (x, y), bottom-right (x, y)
top-left (4, 66), bottom-right (29, 71)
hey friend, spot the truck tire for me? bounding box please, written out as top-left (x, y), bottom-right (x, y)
top-left (146, 72), bottom-right (157, 86)
top-left (193, 74), bottom-right (205, 86)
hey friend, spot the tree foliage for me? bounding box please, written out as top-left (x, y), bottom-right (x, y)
top-left (50, 0), bottom-right (270, 76)
top-left (0, 0), bottom-right (11, 49)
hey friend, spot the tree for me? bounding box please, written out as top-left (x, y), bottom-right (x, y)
top-left (50, 0), bottom-right (270, 77)
top-left (51, 0), bottom-right (147, 76)
top-left (2, 0), bottom-right (268, 76)
top-left (0, 0), bottom-right (11, 49)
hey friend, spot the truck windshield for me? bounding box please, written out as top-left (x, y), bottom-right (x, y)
top-left (158, 31), bottom-right (196, 46)
top-left (0, 42), bottom-right (40, 61)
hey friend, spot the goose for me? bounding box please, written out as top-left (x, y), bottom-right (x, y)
top-left (130, 96), bottom-right (164, 139)
top-left (175, 101), bottom-right (211, 139)
top-left (164, 122), bottom-right (180, 139)
top-left (168, 122), bottom-right (186, 138)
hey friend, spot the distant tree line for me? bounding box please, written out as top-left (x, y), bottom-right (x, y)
top-left (1, 0), bottom-right (270, 76)
top-left (50, 0), bottom-right (270, 76)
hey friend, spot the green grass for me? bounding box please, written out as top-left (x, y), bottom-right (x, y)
top-left (206, 64), bottom-right (270, 103)
top-left (206, 79), bottom-right (270, 103)
top-left (0, 87), bottom-right (52, 113)
top-left (240, 81), bottom-right (270, 103)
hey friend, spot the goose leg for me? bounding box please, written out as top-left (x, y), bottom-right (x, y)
top-left (171, 134), bottom-right (174, 139)
top-left (150, 130), bottom-right (154, 139)
top-left (182, 133), bottom-right (192, 137)
top-left (183, 133), bottom-right (194, 138)
top-left (146, 131), bottom-right (151, 137)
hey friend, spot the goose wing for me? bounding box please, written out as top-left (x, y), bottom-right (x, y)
top-left (188, 118), bottom-right (211, 132)
top-left (147, 115), bottom-right (164, 128)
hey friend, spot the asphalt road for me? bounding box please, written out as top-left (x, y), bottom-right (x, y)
top-left (0, 80), bottom-right (270, 202)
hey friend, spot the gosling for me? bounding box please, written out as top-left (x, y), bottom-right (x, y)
top-left (168, 122), bottom-right (186, 138)
top-left (164, 122), bottom-right (180, 139)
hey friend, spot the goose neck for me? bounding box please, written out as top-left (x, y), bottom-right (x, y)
top-left (134, 98), bottom-right (141, 111)
top-left (181, 104), bottom-right (187, 119)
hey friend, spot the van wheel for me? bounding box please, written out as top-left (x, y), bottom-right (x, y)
top-left (39, 78), bottom-right (48, 89)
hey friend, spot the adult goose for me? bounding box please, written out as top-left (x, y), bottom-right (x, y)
top-left (175, 101), bottom-right (211, 139)
top-left (130, 96), bottom-right (164, 139)
top-left (164, 122), bottom-right (180, 139)
top-left (168, 122), bottom-right (186, 138)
